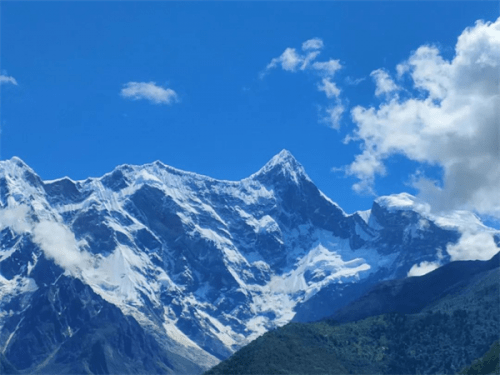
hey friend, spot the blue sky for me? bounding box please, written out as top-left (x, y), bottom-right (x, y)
top-left (1, 2), bottom-right (499, 220)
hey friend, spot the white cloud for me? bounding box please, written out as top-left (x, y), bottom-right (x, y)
top-left (0, 202), bottom-right (92, 274)
top-left (446, 231), bottom-right (499, 261)
top-left (266, 47), bottom-right (321, 72)
top-left (312, 59), bottom-right (342, 77)
top-left (407, 260), bottom-right (440, 277)
top-left (120, 82), bottom-right (178, 105)
top-left (0, 203), bottom-right (31, 233)
top-left (318, 78), bottom-right (341, 98)
top-left (264, 38), bottom-right (341, 75)
top-left (345, 17), bottom-right (500, 217)
top-left (396, 63), bottom-right (410, 77)
top-left (0, 75), bottom-right (18, 86)
top-left (323, 102), bottom-right (345, 130)
top-left (345, 76), bottom-right (366, 86)
top-left (32, 220), bottom-right (92, 271)
top-left (267, 48), bottom-right (301, 71)
top-left (301, 51), bottom-right (321, 70)
top-left (302, 38), bottom-right (324, 51)
top-left (263, 39), bottom-right (346, 128)
top-left (370, 69), bottom-right (400, 96)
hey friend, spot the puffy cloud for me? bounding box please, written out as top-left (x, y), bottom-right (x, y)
top-left (120, 82), bottom-right (178, 105)
top-left (370, 69), bottom-right (400, 96)
top-left (0, 75), bottom-right (18, 85)
top-left (446, 231), bottom-right (499, 261)
top-left (407, 260), bottom-right (440, 277)
top-left (0, 204), bottom-right (31, 233)
top-left (0, 202), bottom-right (91, 273)
top-left (345, 17), bottom-right (500, 217)
top-left (32, 220), bottom-right (92, 271)
top-left (266, 48), bottom-right (301, 71)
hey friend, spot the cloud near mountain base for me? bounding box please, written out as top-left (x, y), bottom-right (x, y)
top-left (446, 231), bottom-right (500, 261)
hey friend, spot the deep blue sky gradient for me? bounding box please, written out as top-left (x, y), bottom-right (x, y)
top-left (1, 1), bottom-right (498, 215)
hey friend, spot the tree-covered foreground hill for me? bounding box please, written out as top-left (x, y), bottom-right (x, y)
top-left (460, 340), bottom-right (500, 375)
top-left (206, 254), bottom-right (500, 375)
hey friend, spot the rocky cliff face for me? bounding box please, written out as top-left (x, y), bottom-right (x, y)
top-left (0, 151), bottom-right (498, 373)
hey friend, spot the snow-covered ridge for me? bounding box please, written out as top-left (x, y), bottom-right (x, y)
top-left (40, 149), bottom-right (309, 188)
top-left (375, 192), bottom-right (494, 232)
top-left (1, 152), bottom-right (499, 372)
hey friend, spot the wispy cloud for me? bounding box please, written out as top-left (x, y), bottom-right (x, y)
top-left (265, 47), bottom-right (320, 73)
top-left (120, 81), bottom-right (178, 105)
top-left (302, 38), bottom-right (324, 51)
top-left (344, 17), bottom-right (500, 218)
top-left (312, 60), bottom-right (342, 77)
top-left (345, 76), bottom-right (366, 86)
top-left (0, 75), bottom-right (18, 86)
top-left (322, 102), bottom-right (345, 130)
top-left (262, 38), bottom-right (346, 128)
top-left (264, 39), bottom-right (341, 77)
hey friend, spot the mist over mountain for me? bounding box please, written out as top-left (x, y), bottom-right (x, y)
top-left (0, 151), bottom-right (498, 374)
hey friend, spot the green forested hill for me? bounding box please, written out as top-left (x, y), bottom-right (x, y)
top-left (460, 340), bottom-right (500, 375)
top-left (206, 266), bottom-right (499, 375)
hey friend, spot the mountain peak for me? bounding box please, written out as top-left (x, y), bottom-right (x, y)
top-left (0, 156), bottom-right (29, 170)
top-left (9, 156), bottom-right (26, 165)
top-left (250, 149), bottom-right (310, 184)
top-left (273, 149), bottom-right (296, 161)
top-left (0, 157), bottom-right (39, 181)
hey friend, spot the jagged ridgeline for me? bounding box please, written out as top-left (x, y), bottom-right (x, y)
top-left (1, 151), bottom-right (499, 374)
top-left (205, 254), bottom-right (500, 375)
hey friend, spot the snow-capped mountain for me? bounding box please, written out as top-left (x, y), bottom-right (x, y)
top-left (0, 150), bottom-right (498, 373)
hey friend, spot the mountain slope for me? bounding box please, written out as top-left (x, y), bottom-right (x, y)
top-left (460, 340), bottom-right (500, 375)
top-left (206, 255), bottom-right (500, 374)
top-left (1, 151), bottom-right (499, 373)
top-left (330, 251), bottom-right (500, 323)
top-left (292, 193), bottom-right (499, 323)
top-left (2, 274), bottom-right (201, 374)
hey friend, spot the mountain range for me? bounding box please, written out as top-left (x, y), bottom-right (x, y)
top-left (0, 150), bottom-right (499, 374)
